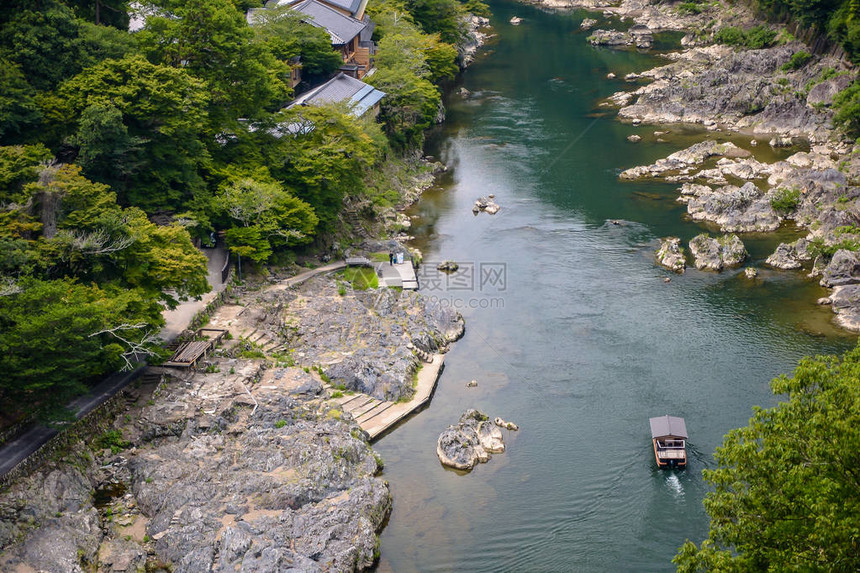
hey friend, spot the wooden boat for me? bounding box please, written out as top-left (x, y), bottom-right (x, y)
top-left (649, 415), bottom-right (687, 469)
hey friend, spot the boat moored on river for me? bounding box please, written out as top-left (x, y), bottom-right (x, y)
top-left (649, 415), bottom-right (687, 469)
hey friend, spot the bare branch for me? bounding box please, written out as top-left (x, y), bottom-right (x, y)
top-left (0, 277), bottom-right (22, 296)
top-left (56, 229), bottom-right (136, 255)
top-left (90, 323), bottom-right (161, 371)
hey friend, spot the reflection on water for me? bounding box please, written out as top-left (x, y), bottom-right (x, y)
top-left (373, 0), bottom-right (856, 571)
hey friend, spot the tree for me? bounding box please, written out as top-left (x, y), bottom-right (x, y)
top-left (833, 81), bottom-right (860, 139)
top-left (59, 54), bottom-right (211, 210)
top-left (367, 65), bottom-right (441, 148)
top-left (70, 102), bottom-right (145, 191)
top-left (406, 0), bottom-right (465, 44)
top-left (66, 0), bottom-right (131, 29)
top-left (0, 59), bottom-right (42, 145)
top-left (674, 345), bottom-right (860, 572)
top-left (216, 175), bottom-right (318, 263)
top-left (0, 2), bottom-right (86, 91)
top-left (251, 6), bottom-right (343, 80)
top-left (0, 277), bottom-right (161, 405)
top-left (268, 106), bottom-right (380, 231)
top-left (137, 0), bottom-right (288, 123)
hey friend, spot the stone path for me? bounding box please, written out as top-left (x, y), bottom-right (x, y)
top-left (159, 246), bottom-right (229, 342)
top-left (334, 353), bottom-right (444, 440)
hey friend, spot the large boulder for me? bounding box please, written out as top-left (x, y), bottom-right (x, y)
top-left (689, 234), bottom-right (746, 271)
top-left (436, 409), bottom-right (509, 471)
top-left (765, 240), bottom-right (811, 269)
top-left (687, 182), bottom-right (781, 232)
top-left (830, 284), bottom-right (860, 331)
top-left (820, 249), bottom-right (860, 287)
top-left (656, 237), bottom-right (686, 273)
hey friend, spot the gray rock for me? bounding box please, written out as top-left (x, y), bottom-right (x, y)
top-left (830, 284), bottom-right (860, 331)
top-left (656, 237), bottom-right (686, 273)
top-left (807, 74), bottom-right (853, 107)
top-left (689, 234), bottom-right (746, 271)
top-left (473, 196), bottom-right (500, 215)
top-left (436, 409), bottom-right (509, 471)
top-left (627, 134), bottom-right (642, 143)
top-left (745, 267), bottom-right (758, 279)
top-left (766, 242), bottom-right (803, 269)
top-left (617, 44), bottom-right (839, 141)
top-left (687, 182), bottom-right (781, 232)
top-left (820, 249), bottom-right (860, 287)
top-left (620, 140), bottom-right (749, 180)
top-left (581, 18), bottom-right (597, 30)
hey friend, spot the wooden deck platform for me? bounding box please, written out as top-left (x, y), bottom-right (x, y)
top-left (375, 261), bottom-right (418, 290)
top-left (164, 328), bottom-right (227, 368)
top-left (334, 353), bottom-right (443, 439)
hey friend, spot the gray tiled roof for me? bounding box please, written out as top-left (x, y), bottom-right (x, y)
top-left (319, 0), bottom-right (363, 15)
top-left (291, 0), bottom-right (366, 44)
top-left (288, 73), bottom-right (385, 117)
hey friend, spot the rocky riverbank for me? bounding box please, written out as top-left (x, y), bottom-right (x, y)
top-left (530, 0), bottom-right (860, 331)
top-left (0, 273), bottom-right (464, 572)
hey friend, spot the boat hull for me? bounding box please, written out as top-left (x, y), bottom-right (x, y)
top-left (652, 439), bottom-right (686, 469)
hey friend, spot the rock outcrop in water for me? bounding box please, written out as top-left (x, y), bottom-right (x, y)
top-left (689, 234), bottom-right (746, 271)
top-left (656, 237), bottom-right (686, 273)
top-left (588, 26), bottom-right (652, 49)
top-left (436, 409), bottom-right (513, 471)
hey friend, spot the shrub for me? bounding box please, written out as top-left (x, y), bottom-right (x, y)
top-left (770, 187), bottom-right (801, 213)
top-left (714, 25), bottom-right (776, 49)
top-left (678, 2), bottom-right (702, 14)
top-left (781, 50), bottom-right (812, 71)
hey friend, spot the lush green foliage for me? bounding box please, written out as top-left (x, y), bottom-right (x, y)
top-left (675, 343), bottom-right (860, 571)
top-left (0, 0), bottom-right (472, 411)
top-left (769, 187), bottom-right (801, 212)
top-left (780, 49), bottom-right (812, 70)
top-left (713, 25), bottom-right (777, 49)
top-left (833, 80), bottom-right (860, 138)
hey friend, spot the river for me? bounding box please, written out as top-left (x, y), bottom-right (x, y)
top-left (372, 1), bottom-right (855, 571)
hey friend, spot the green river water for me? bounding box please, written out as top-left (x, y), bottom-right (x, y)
top-left (372, 2), bottom-right (856, 570)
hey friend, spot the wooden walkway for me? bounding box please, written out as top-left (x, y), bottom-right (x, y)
top-left (334, 353), bottom-right (444, 440)
top-left (164, 328), bottom-right (227, 368)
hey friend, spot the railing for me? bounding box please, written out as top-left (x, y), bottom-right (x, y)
top-left (656, 439), bottom-right (685, 450)
top-left (220, 251), bottom-right (231, 285)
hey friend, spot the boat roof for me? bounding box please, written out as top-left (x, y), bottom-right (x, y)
top-left (650, 415), bottom-right (687, 439)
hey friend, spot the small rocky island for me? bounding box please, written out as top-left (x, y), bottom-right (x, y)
top-left (436, 409), bottom-right (518, 471)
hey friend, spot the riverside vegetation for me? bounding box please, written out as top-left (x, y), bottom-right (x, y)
top-left (0, 0), bottom-right (484, 571)
top-left (530, 0), bottom-right (860, 568)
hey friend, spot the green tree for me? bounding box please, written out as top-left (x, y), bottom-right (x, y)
top-left (406, 0), bottom-right (465, 44)
top-left (138, 0), bottom-right (288, 122)
top-left (367, 65), bottom-right (441, 148)
top-left (70, 102), bottom-right (145, 190)
top-left (0, 277), bottom-right (161, 405)
top-left (66, 0), bottom-right (131, 28)
top-left (24, 165), bottom-right (209, 306)
top-left (674, 345), bottom-right (860, 572)
top-left (833, 81), bottom-right (860, 139)
top-left (217, 176), bottom-right (318, 262)
top-left (59, 54), bottom-right (211, 210)
top-left (0, 59), bottom-right (42, 145)
top-left (268, 106), bottom-right (380, 230)
top-left (250, 6), bottom-right (343, 79)
top-left (0, 2), bottom-right (86, 91)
